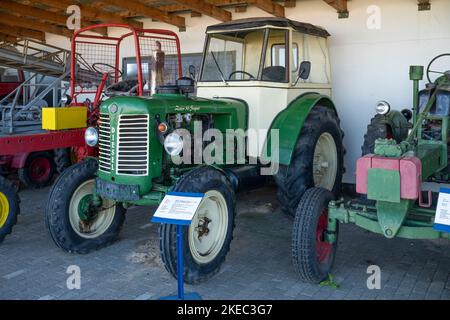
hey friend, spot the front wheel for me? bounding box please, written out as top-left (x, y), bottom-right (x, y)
top-left (159, 167), bottom-right (236, 284)
top-left (0, 176), bottom-right (20, 243)
top-left (292, 187), bottom-right (338, 283)
top-left (45, 159), bottom-right (126, 254)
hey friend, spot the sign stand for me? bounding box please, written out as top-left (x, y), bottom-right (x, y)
top-left (151, 192), bottom-right (204, 300)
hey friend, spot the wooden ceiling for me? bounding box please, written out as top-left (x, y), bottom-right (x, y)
top-left (0, 0), bottom-right (432, 43)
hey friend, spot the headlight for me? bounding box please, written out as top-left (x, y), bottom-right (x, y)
top-left (85, 127), bottom-right (99, 147)
top-left (164, 133), bottom-right (183, 156)
top-left (375, 101), bottom-right (391, 115)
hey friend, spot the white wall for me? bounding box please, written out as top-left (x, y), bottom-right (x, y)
top-left (45, 0), bottom-right (450, 183)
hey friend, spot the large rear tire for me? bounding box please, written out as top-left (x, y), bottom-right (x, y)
top-left (159, 166), bottom-right (236, 284)
top-left (292, 187), bottom-right (338, 283)
top-left (275, 105), bottom-right (344, 216)
top-left (0, 176), bottom-right (20, 244)
top-left (45, 159), bottom-right (126, 254)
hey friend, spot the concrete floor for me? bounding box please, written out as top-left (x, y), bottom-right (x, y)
top-left (1, 185), bottom-right (450, 300)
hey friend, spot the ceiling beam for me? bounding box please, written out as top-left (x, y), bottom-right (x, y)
top-left (247, 0), bottom-right (285, 17)
top-left (0, 12), bottom-right (72, 37)
top-left (0, 23), bottom-right (46, 42)
top-left (24, 0), bottom-right (143, 29)
top-left (100, 0), bottom-right (185, 28)
top-left (1, 0), bottom-right (107, 36)
top-left (324, 0), bottom-right (349, 18)
top-left (157, 0), bottom-right (246, 13)
top-left (418, 0), bottom-right (431, 11)
top-left (172, 0), bottom-right (232, 21)
top-left (0, 33), bottom-right (19, 44)
top-left (284, 0), bottom-right (296, 8)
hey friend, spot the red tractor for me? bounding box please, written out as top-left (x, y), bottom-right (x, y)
top-left (0, 67), bottom-right (24, 99)
top-left (0, 24), bottom-right (181, 243)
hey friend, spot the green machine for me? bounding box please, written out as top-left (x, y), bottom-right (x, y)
top-left (46, 18), bottom-right (345, 284)
top-left (293, 54), bottom-right (450, 283)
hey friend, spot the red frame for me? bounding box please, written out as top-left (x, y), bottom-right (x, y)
top-left (70, 23), bottom-right (182, 102)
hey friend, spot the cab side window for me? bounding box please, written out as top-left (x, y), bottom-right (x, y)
top-left (262, 29), bottom-right (288, 83)
top-left (292, 32), bottom-right (331, 85)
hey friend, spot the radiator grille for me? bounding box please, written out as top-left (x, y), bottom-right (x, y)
top-left (98, 113), bottom-right (111, 172)
top-left (116, 114), bottom-right (149, 176)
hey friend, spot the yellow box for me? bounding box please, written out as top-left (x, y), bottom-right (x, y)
top-left (42, 107), bottom-right (87, 130)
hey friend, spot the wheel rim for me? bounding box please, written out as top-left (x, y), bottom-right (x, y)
top-left (188, 190), bottom-right (228, 264)
top-left (69, 179), bottom-right (116, 239)
top-left (313, 132), bottom-right (338, 190)
top-left (28, 157), bottom-right (52, 184)
top-left (316, 209), bottom-right (332, 263)
top-left (0, 192), bottom-right (9, 228)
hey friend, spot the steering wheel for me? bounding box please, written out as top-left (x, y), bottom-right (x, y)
top-left (92, 62), bottom-right (123, 78)
top-left (228, 70), bottom-right (256, 80)
top-left (426, 53), bottom-right (450, 83)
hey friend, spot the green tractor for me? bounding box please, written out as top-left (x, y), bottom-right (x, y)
top-left (293, 53), bottom-right (450, 283)
top-left (46, 18), bottom-right (345, 284)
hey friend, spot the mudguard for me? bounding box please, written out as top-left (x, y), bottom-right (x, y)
top-left (262, 92), bottom-right (338, 166)
top-left (378, 110), bottom-right (410, 142)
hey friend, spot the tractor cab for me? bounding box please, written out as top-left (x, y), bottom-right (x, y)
top-left (197, 18), bottom-right (332, 154)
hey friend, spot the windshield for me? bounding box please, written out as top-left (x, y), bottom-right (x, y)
top-left (201, 29), bottom-right (265, 82)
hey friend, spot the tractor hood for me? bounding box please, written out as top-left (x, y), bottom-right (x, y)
top-left (100, 94), bottom-right (248, 125)
top-left (96, 94), bottom-right (248, 198)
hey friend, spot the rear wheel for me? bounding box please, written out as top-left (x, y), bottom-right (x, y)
top-left (18, 152), bottom-right (55, 188)
top-left (292, 187), bottom-right (338, 283)
top-left (0, 176), bottom-right (20, 243)
top-left (45, 159), bottom-right (126, 253)
top-left (54, 148), bottom-right (73, 174)
top-left (275, 105), bottom-right (344, 216)
top-left (159, 167), bottom-right (236, 284)
top-left (361, 114), bottom-right (394, 155)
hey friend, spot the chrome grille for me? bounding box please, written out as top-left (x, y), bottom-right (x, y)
top-left (116, 114), bottom-right (149, 176)
top-left (98, 113), bottom-right (111, 172)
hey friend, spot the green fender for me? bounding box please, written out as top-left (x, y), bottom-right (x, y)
top-left (378, 110), bottom-right (410, 142)
top-left (262, 92), bottom-right (338, 166)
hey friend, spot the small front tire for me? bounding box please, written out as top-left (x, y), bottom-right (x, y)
top-left (45, 159), bottom-right (126, 254)
top-left (292, 187), bottom-right (338, 283)
top-left (159, 166), bottom-right (236, 284)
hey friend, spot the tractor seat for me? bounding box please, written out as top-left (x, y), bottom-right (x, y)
top-left (262, 66), bottom-right (286, 82)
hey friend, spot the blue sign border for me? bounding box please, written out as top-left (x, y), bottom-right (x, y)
top-left (151, 192), bottom-right (205, 226)
top-left (434, 188), bottom-right (450, 233)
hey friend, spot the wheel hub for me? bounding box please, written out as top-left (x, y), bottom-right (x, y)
top-left (316, 209), bottom-right (332, 263)
top-left (0, 192), bottom-right (9, 228)
top-left (313, 132), bottom-right (338, 190)
top-left (29, 157), bottom-right (51, 184)
top-left (196, 216), bottom-right (211, 240)
top-left (77, 195), bottom-right (98, 221)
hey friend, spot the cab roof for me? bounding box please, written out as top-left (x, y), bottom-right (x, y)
top-left (206, 17), bottom-right (330, 38)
